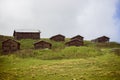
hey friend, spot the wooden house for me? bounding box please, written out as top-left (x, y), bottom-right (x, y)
top-left (65, 39), bottom-right (84, 46)
top-left (2, 39), bottom-right (20, 53)
top-left (34, 41), bottom-right (52, 49)
top-left (13, 29), bottom-right (40, 40)
top-left (91, 36), bottom-right (110, 43)
top-left (50, 34), bottom-right (65, 41)
top-left (71, 35), bottom-right (84, 41)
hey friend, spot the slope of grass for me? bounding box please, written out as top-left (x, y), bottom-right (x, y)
top-left (0, 38), bottom-right (120, 80)
top-left (31, 46), bottom-right (103, 60)
top-left (96, 42), bottom-right (120, 48)
top-left (0, 53), bottom-right (120, 80)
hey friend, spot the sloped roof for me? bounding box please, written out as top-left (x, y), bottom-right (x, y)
top-left (91, 36), bottom-right (110, 41)
top-left (2, 39), bottom-right (20, 44)
top-left (14, 29), bottom-right (40, 33)
top-left (34, 40), bottom-right (51, 45)
top-left (97, 36), bottom-right (110, 39)
top-left (71, 35), bottom-right (84, 39)
top-left (66, 39), bottom-right (83, 44)
top-left (50, 34), bottom-right (65, 39)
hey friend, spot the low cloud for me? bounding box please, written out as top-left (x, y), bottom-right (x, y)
top-left (0, 0), bottom-right (119, 42)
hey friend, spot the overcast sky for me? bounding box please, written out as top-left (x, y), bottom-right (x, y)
top-left (0, 0), bottom-right (120, 42)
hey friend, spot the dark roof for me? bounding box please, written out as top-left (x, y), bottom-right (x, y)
top-left (2, 39), bottom-right (20, 44)
top-left (97, 36), bottom-right (110, 39)
top-left (91, 36), bottom-right (110, 41)
top-left (66, 39), bottom-right (83, 44)
top-left (50, 34), bottom-right (65, 38)
top-left (14, 29), bottom-right (40, 33)
top-left (34, 40), bottom-right (51, 45)
top-left (71, 35), bottom-right (83, 39)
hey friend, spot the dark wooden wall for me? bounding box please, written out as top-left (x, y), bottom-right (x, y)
top-left (66, 40), bottom-right (84, 46)
top-left (14, 32), bottom-right (40, 40)
top-left (2, 39), bottom-right (20, 53)
top-left (50, 35), bottom-right (65, 41)
top-left (34, 41), bottom-right (52, 49)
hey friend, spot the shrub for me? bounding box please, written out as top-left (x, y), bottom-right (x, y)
top-left (19, 39), bottom-right (38, 49)
top-left (60, 46), bottom-right (103, 59)
top-left (96, 42), bottom-right (120, 48)
top-left (31, 46), bottom-right (103, 60)
top-left (111, 48), bottom-right (120, 56)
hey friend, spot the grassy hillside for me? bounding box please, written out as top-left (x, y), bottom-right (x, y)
top-left (0, 53), bottom-right (120, 80)
top-left (0, 37), bottom-right (120, 80)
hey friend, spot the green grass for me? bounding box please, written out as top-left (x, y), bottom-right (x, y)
top-left (0, 38), bottom-right (120, 80)
top-left (0, 54), bottom-right (120, 80)
top-left (19, 39), bottom-right (38, 49)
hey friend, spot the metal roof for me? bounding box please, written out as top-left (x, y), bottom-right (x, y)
top-left (14, 29), bottom-right (40, 33)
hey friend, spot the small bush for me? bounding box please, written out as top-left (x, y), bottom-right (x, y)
top-left (31, 46), bottom-right (103, 60)
top-left (19, 39), bottom-right (38, 49)
top-left (60, 46), bottom-right (103, 59)
top-left (33, 49), bottom-right (63, 60)
top-left (52, 41), bottom-right (65, 50)
top-left (111, 48), bottom-right (120, 56)
top-left (16, 49), bottom-right (36, 58)
top-left (96, 42), bottom-right (120, 48)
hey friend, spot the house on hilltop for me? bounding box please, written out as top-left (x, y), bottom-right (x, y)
top-left (91, 36), bottom-right (110, 43)
top-left (13, 29), bottom-right (40, 40)
top-left (34, 41), bottom-right (52, 49)
top-left (2, 39), bottom-right (20, 53)
top-left (50, 34), bottom-right (65, 42)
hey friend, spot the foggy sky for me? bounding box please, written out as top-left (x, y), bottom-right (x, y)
top-left (0, 0), bottom-right (120, 42)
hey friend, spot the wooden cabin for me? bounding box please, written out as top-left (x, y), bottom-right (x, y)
top-left (65, 39), bottom-right (84, 47)
top-left (13, 29), bottom-right (40, 40)
top-left (91, 36), bottom-right (110, 43)
top-left (34, 41), bottom-right (52, 49)
top-left (71, 35), bottom-right (84, 41)
top-left (2, 39), bottom-right (20, 53)
top-left (50, 34), bottom-right (65, 42)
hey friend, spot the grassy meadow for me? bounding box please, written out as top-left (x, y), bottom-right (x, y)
top-left (0, 36), bottom-right (120, 80)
